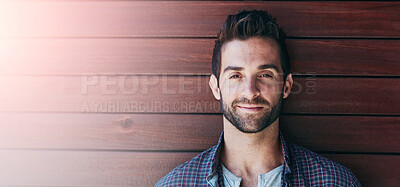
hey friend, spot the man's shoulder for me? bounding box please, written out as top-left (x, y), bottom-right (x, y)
top-left (155, 146), bottom-right (216, 187)
top-left (288, 143), bottom-right (361, 186)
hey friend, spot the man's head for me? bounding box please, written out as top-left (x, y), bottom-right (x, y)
top-left (212, 9), bottom-right (290, 83)
top-left (209, 10), bottom-right (293, 133)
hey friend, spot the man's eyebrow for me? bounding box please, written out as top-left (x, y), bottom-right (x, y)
top-left (258, 64), bottom-right (280, 72)
top-left (223, 66), bottom-right (244, 73)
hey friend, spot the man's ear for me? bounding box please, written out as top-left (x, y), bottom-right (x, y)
top-left (283, 73), bottom-right (293, 99)
top-left (209, 74), bottom-right (221, 100)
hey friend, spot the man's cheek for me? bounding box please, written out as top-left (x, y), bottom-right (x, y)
top-left (271, 81), bottom-right (284, 95)
top-left (260, 84), bottom-right (279, 96)
top-left (225, 83), bottom-right (240, 95)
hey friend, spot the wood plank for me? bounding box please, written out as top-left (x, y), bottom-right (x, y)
top-left (1, 39), bottom-right (399, 76)
top-left (0, 113), bottom-right (398, 153)
top-left (0, 113), bottom-right (223, 151)
top-left (0, 38), bottom-right (214, 75)
top-left (0, 1), bottom-right (399, 37)
top-left (280, 115), bottom-right (400, 153)
top-left (283, 77), bottom-right (400, 115)
top-left (0, 150), bottom-right (196, 187)
top-left (324, 154), bottom-right (400, 187)
top-left (0, 151), bottom-right (397, 186)
top-left (287, 39), bottom-right (400, 76)
top-left (0, 76), bottom-right (399, 115)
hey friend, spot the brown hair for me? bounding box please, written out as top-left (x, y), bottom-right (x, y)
top-left (212, 10), bottom-right (290, 83)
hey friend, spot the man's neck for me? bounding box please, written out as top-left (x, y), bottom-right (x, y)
top-left (220, 118), bottom-right (284, 180)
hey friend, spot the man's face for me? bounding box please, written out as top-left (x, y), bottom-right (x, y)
top-left (215, 37), bottom-right (287, 133)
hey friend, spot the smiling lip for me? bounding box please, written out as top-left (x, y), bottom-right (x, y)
top-left (237, 105), bottom-right (265, 112)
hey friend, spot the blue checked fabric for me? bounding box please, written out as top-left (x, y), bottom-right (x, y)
top-left (155, 131), bottom-right (361, 187)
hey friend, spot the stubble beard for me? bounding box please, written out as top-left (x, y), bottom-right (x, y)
top-left (220, 93), bottom-right (283, 134)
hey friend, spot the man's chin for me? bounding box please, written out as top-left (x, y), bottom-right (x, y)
top-left (233, 121), bottom-right (268, 134)
top-left (235, 126), bottom-right (265, 134)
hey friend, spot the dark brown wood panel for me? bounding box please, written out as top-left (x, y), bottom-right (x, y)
top-left (1, 39), bottom-right (399, 76)
top-left (0, 113), bottom-right (398, 153)
top-left (0, 76), bottom-right (399, 115)
top-left (283, 77), bottom-right (400, 115)
top-left (0, 1), bottom-right (396, 187)
top-left (324, 154), bottom-right (400, 187)
top-left (1, 1), bottom-right (399, 37)
top-left (280, 115), bottom-right (400, 153)
top-left (0, 113), bottom-right (223, 151)
top-left (287, 39), bottom-right (400, 76)
top-left (0, 151), bottom-right (397, 186)
top-left (0, 38), bottom-right (214, 75)
top-left (0, 75), bottom-right (218, 113)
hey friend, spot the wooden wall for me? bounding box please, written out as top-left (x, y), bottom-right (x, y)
top-left (0, 1), bottom-right (399, 186)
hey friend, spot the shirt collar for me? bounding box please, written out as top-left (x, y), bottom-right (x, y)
top-left (208, 131), bottom-right (224, 175)
top-left (206, 130), bottom-right (292, 178)
top-left (279, 130), bottom-right (292, 175)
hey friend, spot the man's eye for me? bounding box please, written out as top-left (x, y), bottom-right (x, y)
top-left (260, 73), bottom-right (272, 78)
top-left (230, 75), bottom-right (241, 79)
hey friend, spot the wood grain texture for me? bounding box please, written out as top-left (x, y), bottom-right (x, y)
top-left (0, 1), bottom-right (399, 37)
top-left (0, 150), bottom-right (196, 187)
top-left (280, 115), bottom-right (400, 153)
top-left (323, 154), bottom-right (400, 187)
top-left (283, 77), bottom-right (400, 115)
top-left (0, 113), bottom-right (399, 153)
top-left (0, 76), bottom-right (399, 115)
top-left (0, 1), bottom-right (396, 187)
top-left (0, 113), bottom-right (223, 151)
top-left (1, 39), bottom-right (399, 76)
top-left (0, 151), bottom-right (397, 186)
top-left (287, 39), bottom-right (400, 76)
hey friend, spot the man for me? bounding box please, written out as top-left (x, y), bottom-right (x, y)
top-left (156, 10), bottom-right (361, 187)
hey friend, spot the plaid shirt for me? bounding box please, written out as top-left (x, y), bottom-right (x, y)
top-left (156, 131), bottom-right (361, 187)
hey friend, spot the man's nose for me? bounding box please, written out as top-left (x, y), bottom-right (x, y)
top-left (241, 77), bottom-right (260, 99)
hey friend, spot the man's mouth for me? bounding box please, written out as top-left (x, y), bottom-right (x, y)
top-left (236, 105), bottom-right (265, 112)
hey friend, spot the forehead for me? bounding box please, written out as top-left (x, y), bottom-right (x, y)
top-left (220, 37), bottom-right (281, 72)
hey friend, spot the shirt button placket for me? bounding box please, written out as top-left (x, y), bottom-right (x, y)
top-left (284, 174), bottom-right (292, 187)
